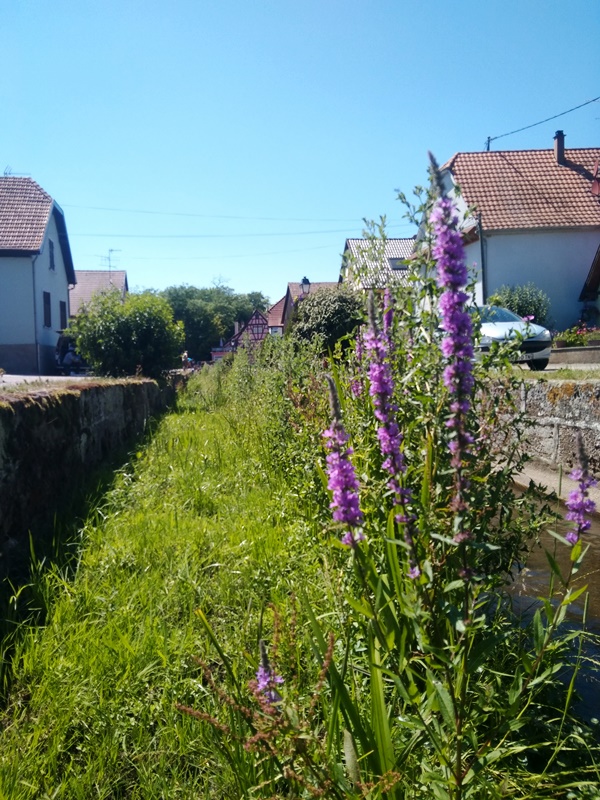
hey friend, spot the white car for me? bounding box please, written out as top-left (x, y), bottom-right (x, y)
top-left (473, 305), bottom-right (553, 371)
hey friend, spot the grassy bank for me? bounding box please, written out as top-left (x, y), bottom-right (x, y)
top-left (0, 358), bottom-right (328, 798)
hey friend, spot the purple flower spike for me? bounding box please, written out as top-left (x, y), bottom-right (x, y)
top-left (255, 640), bottom-right (284, 703)
top-left (564, 438), bottom-right (597, 545)
top-left (364, 292), bottom-right (419, 576)
top-left (324, 375), bottom-right (364, 548)
top-left (429, 159), bottom-right (475, 522)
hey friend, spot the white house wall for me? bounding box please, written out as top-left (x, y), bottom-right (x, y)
top-left (465, 228), bottom-right (600, 330)
top-left (0, 212), bottom-right (71, 374)
top-left (0, 257), bottom-right (34, 343)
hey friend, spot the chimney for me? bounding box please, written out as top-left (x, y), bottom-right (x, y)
top-left (554, 130), bottom-right (565, 165)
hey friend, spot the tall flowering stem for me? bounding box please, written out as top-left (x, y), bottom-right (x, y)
top-left (565, 437), bottom-right (597, 545)
top-left (323, 375), bottom-right (364, 548)
top-left (430, 156), bottom-right (475, 520)
top-left (364, 292), bottom-right (419, 577)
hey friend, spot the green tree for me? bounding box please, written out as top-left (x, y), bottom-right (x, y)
top-left (161, 284), bottom-right (269, 361)
top-left (70, 290), bottom-right (184, 379)
top-left (288, 286), bottom-right (364, 351)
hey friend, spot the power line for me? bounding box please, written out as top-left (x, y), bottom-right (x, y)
top-left (71, 223), bottom-right (412, 240)
top-left (485, 95), bottom-right (600, 150)
top-left (63, 203), bottom-right (365, 224)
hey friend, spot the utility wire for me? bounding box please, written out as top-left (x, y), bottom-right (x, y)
top-left (72, 223), bottom-right (412, 240)
top-left (485, 95), bottom-right (600, 150)
top-left (63, 203), bottom-right (365, 224)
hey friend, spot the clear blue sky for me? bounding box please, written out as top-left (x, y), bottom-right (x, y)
top-left (2, 0), bottom-right (598, 305)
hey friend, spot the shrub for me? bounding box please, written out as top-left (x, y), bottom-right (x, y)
top-left (287, 285), bottom-right (364, 351)
top-left (71, 290), bottom-right (185, 379)
top-left (488, 282), bottom-right (551, 325)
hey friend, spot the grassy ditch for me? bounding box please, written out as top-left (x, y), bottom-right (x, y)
top-left (0, 360), bottom-right (329, 798)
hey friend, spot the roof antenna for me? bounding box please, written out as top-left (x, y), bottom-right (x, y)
top-left (3, 165), bottom-right (12, 176)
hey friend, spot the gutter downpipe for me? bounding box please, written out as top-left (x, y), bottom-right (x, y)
top-left (477, 213), bottom-right (487, 302)
top-left (31, 254), bottom-right (41, 376)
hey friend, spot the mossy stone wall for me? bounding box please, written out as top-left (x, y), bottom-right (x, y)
top-left (0, 380), bottom-right (172, 580)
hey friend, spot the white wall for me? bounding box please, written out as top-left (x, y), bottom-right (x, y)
top-left (34, 213), bottom-right (71, 348)
top-left (0, 257), bottom-right (35, 343)
top-left (465, 228), bottom-right (600, 330)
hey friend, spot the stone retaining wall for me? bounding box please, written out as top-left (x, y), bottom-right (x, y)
top-left (0, 379), bottom-right (173, 579)
top-left (520, 380), bottom-right (600, 474)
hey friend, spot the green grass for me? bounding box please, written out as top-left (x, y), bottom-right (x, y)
top-left (513, 366), bottom-right (600, 381)
top-left (0, 394), bottom-right (325, 798)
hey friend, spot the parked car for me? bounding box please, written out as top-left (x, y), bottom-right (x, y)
top-left (472, 305), bottom-right (552, 371)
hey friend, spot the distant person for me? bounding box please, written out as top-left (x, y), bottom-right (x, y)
top-left (62, 345), bottom-right (81, 374)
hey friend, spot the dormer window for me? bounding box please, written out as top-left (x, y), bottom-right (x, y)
top-left (388, 258), bottom-right (407, 271)
top-left (49, 239), bottom-right (55, 271)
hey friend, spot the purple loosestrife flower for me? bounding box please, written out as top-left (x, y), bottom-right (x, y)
top-left (255, 640), bottom-right (283, 703)
top-left (364, 292), bottom-right (419, 577)
top-left (324, 375), bottom-right (364, 547)
top-left (565, 438), bottom-right (597, 545)
top-left (430, 154), bottom-right (475, 521)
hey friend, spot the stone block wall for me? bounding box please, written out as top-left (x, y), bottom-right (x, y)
top-left (0, 379), bottom-right (173, 579)
top-left (520, 380), bottom-right (600, 474)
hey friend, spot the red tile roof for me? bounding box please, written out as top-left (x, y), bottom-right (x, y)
top-left (0, 177), bottom-right (54, 251)
top-left (443, 148), bottom-right (600, 231)
top-left (286, 281), bottom-right (340, 302)
top-left (69, 270), bottom-right (129, 315)
top-left (267, 296), bottom-right (285, 327)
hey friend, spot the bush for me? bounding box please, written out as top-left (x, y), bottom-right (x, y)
top-left (70, 290), bottom-right (185, 379)
top-left (288, 285), bottom-right (364, 351)
top-left (488, 282), bottom-right (551, 325)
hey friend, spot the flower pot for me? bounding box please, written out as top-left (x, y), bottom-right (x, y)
top-left (587, 339), bottom-right (600, 347)
top-left (554, 340), bottom-right (567, 349)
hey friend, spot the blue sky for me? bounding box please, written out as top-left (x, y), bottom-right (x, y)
top-left (1, 0), bottom-right (598, 305)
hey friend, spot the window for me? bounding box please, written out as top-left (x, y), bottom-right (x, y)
top-left (43, 291), bottom-right (51, 327)
top-left (49, 240), bottom-right (55, 271)
top-left (388, 258), bottom-right (408, 271)
top-left (59, 300), bottom-right (67, 330)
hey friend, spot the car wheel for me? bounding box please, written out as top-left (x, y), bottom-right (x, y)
top-left (528, 359), bottom-right (549, 371)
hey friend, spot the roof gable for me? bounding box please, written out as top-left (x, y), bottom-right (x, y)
top-left (443, 147), bottom-right (600, 231)
top-left (70, 270), bottom-right (129, 315)
top-left (0, 176), bottom-right (75, 282)
top-left (342, 237), bottom-right (416, 288)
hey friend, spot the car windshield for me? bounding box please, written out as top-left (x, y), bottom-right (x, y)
top-left (476, 306), bottom-right (523, 324)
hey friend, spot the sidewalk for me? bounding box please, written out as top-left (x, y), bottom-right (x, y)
top-left (516, 459), bottom-right (600, 514)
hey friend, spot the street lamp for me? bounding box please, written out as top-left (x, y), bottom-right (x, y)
top-left (300, 277), bottom-right (310, 295)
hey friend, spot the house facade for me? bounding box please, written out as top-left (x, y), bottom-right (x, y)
top-left (441, 132), bottom-right (600, 330)
top-left (341, 238), bottom-right (416, 290)
top-left (0, 177), bottom-right (76, 374)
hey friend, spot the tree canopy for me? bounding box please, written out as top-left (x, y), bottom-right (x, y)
top-left (70, 290), bottom-right (185, 379)
top-left (161, 285), bottom-right (270, 362)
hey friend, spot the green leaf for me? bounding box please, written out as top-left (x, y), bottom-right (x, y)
top-left (345, 594), bottom-right (375, 620)
top-left (432, 680), bottom-right (456, 732)
top-left (532, 609), bottom-right (544, 655)
top-left (369, 630), bottom-right (396, 775)
top-left (544, 550), bottom-right (566, 586)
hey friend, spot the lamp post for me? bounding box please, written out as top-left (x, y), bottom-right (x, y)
top-left (300, 277), bottom-right (310, 295)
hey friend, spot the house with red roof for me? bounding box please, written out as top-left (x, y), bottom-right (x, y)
top-left (441, 131), bottom-right (600, 329)
top-left (0, 177), bottom-right (76, 374)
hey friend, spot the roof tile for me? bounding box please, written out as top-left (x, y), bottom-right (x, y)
top-left (444, 147), bottom-right (600, 230)
top-left (0, 177), bottom-right (54, 250)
